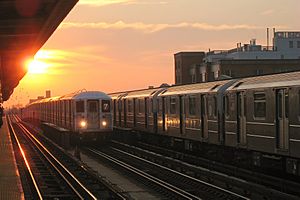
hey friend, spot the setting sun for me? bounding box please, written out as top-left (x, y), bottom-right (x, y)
top-left (25, 50), bottom-right (52, 74)
top-left (27, 60), bottom-right (48, 74)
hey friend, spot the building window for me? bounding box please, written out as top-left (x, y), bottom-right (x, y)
top-left (256, 69), bottom-right (263, 75)
top-left (254, 93), bottom-right (266, 119)
top-left (191, 74), bottom-right (196, 83)
top-left (289, 41), bottom-right (294, 48)
top-left (201, 73), bottom-right (206, 82)
top-left (190, 67), bottom-right (196, 83)
top-left (297, 41), bottom-right (300, 48)
top-left (188, 96), bottom-right (196, 116)
top-left (214, 70), bottom-right (219, 79)
top-left (170, 98), bottom-right (176, 114)
top-left (224, 70), bottom-right (232, 77)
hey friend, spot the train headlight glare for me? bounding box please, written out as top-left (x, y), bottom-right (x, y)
top-left (80, 120), bottom-right (87, 128)
top-left (102, 120), bottom-right (107, 127)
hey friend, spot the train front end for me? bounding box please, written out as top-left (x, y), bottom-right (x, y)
top-left (74, 91), bottom-right (113, 141)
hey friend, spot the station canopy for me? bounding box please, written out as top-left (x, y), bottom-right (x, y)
top-left (0, 0), bottom-right (78, 101)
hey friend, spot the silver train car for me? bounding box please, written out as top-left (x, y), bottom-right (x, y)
top-left (111, 71), bottom-right (300, 176)
top-left (22, 91), bottom-right (113, 140)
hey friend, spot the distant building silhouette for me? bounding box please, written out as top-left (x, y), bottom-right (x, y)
top-left (46, 90), bottom-right (51, 98)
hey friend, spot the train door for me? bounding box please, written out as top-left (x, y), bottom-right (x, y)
top-left (133, 99), bottom-right (136, 127)
top-left (179, 96), bottom-right (185, 134)
top-left (153, 98), bottom-right (158, 133)
top-left (113, 100), bottom-right (116, 125)
top-left (145, 98), bottom-right (148, 128)
top-left (123, 99), bottom-right (127, 127)
top-left (118, 99), bottom-right (122, 126)
top-left (87, 100), bottom-right (99, 129)
top-left (275, 89), bottom-right (289, 150)
top-left (201, 95), bottom-right (208, 139)
top-left (236, 92), bottom-right (246, 144)
top-left (162, 97), bottom-right (166, 131)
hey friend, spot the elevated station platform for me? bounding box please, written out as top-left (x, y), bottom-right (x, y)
top-left (0, 117), bottom-right (24, 199)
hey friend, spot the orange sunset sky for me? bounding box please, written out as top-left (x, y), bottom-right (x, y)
top-left (4, 0), bottom-right (300, 108)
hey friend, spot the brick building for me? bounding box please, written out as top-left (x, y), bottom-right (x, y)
top-left (175, 31), bottom-right (300, 84)
top-left (174, 52), bottom-right (205, 85)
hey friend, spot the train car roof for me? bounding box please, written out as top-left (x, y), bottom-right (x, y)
top-left (227, 71), bottom-right (300, 91)
top-left (28, 91), bottom-right (110, 106)
top-left (123, 88), bottom-right (166, 99)
top-left (159, 80), bottom-right (230, 96)
top-left (61, 91), bottom-right (110, 100)
top-left (109, 92), bottom-right (127, 100)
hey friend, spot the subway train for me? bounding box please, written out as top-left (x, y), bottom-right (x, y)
top-left (22, 90), bottom-right (113, 141)
top-left (110, 71), bottom-right (300, 176)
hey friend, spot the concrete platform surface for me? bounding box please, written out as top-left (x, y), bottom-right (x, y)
top-left (0, 117), bottom-right (24, 200)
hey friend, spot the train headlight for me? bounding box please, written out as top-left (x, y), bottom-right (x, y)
top-left (80, 120), bottom-right (87, 128)
top-left (102, 120), bottom-right (107, 127)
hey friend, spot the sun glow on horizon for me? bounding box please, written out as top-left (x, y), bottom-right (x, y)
top-left (26, 50), bottom-right (52, 74)
top-left (27, 60), bottom-right (48, 74)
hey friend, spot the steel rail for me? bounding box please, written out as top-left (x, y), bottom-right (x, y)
top-left (87, 147), bottom-right (200, 200)
top-left (7, 116), bottom-right (43, 200)
top-left (111, 147), bottom-right (249, 200)
top-left (12, 115), bottom-right (97, 200)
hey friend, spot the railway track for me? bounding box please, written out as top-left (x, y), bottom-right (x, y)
top-left (85, 146), bottom-right (248, 200)
top-left (7, 115), bottom-right (126, 200)
top-left (111, 139), bottom-right (300, 200)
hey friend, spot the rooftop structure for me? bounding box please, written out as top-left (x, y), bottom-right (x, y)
top-left (175, 31), bottom-right (300, 85)
top-left (205, 31), bottom-right (300, 63)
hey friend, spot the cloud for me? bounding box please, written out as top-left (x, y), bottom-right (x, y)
top-left (78, 0), bottom-right (167, 6)
top-left (78, 0), bottom-right (134, 6)
top-left (34, 48), bottom-right (111, 74)
top-left (260, 9), bottom-right (275, 16)
top-left (125, 1), bottom-right (168, 5)
top-left (60, 21), bottom-right (262, 33)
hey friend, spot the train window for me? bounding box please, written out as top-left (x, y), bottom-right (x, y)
top-left (76, 101), bottom-right (85, 113)
top-left (188, 96), bottom-right (196, 116)
top-left (299, 90), bottom-right (300, 117)
top-left (138, 99), bottom-right (144, 113)
top-left (88, 101), bottom-right (98, 112)
top-left (254, 93), bottom-right (266, 119)
top-left (170, 97), bottom-right (176, 114)
top-left (102, 100), bottom-right (110, 112)
top-left (127, 100), bottom-right (133, 113)
top-left (225, 95), bottom-right (230, 117)
top-left (214, 96), bottom-right (217, 117)
top-left (158, 99), bottom-right (163, 113)
top-left (150, 99), bottom-right (154, 113)
top-left (244, 95), bottom-right (247, 117)
top-left (118, 100), bottom-right (122, 110)
top-left (285, 92), bottom-right (289, 118)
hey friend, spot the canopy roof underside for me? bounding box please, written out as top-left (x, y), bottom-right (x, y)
top-left (0, 0), bottom-right (78, 101)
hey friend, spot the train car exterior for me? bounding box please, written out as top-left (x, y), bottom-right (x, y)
top-left (224, 72), bottom-right (300, 174)
top-left (22, 91), bottom-right (113, 140)
top-left (157, 81), bottom-right (230, 142)
top-left (111, 71), bottom-right (300, 176)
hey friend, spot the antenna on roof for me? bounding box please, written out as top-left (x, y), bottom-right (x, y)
top-left (267, 28), bottom-right (269, 51)
top-left (273, 27), bottom-right (276, 50)
top-left (72, 89), bottom-right (87, 95)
